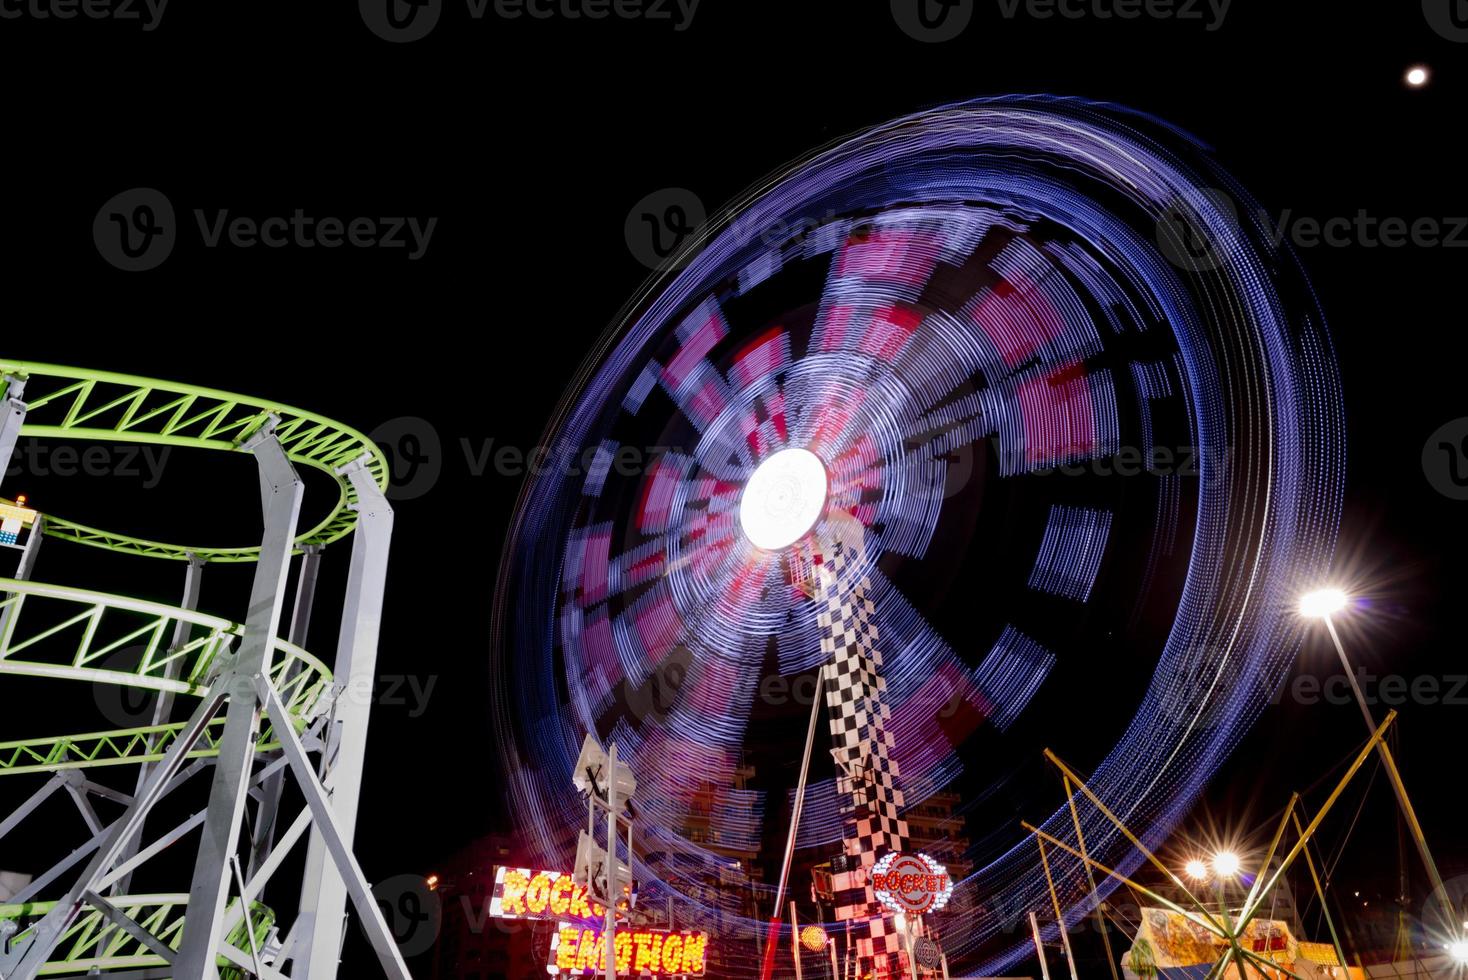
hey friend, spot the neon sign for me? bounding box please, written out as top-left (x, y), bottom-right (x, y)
top-left (870, 852), bottom-right (953, 915)
top-left (490, 867), bottom-right (607, 924)
top-left (547, 925), bottom-right (709, 977)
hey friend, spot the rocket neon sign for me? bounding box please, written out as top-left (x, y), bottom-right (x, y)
top-left (871, 852), bottom-right (953, 915)
top-left (490, 866), bottom-right (608, 924)
top-left (548, 925), bottom-right (708, 977)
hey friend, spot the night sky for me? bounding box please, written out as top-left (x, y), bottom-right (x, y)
top-left (1, 2), bottom-right (1464, 976)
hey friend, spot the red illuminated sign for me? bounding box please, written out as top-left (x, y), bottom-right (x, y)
top-left (548, 925), bottom-right (709, 977)
top-left (870, 852), bottom-right (953, 915)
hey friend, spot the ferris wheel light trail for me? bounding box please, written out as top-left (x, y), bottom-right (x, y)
top-left (491, 95), bottom-right (1347, 977)
top-left (738, 447), bottom-right (828, 551)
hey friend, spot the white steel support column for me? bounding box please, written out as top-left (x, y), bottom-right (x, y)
top-left (173, 424), bottom-right (303, 980)
top-left (114, 552), bottom-right (205, 895)
top-left (0, 690), bottom-right (230, 980)
top-left (0, 515), bottom-right (45, 660)
top-left (14, 515), bottom-right (43, 580)
top-left (292, 456), bottom-right (393, 980)
top-left (0, 373), bottom-right (28, 489)
top-left (251, 543), bottom-right (323, 880)
top-left (256, 678), bottom-right (410, 980)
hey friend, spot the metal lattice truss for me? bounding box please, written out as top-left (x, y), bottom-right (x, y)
top-left (0, 361), bottom-right (389, 562)
top-left (0, 362), bottom-right (411, 980)
top-left (1019, 716), bottom-right (1421, 980)
top-left (0, 893), bottom-right (273, 978)
top-left (0, 579), bottom-right (331, 775)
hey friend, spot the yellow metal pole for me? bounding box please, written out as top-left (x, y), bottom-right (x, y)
top-left (1320, 617), bottom-right (1450, 928)
top-left (1290, 810), bottom-right (1350, 975)
top-left (1022, 822), bottom-right (1227, 941)
top-left (1036, 835), bottom-right (1081, 980)
top-left (1064, 775), bottom-right (1122, 980)
top-left (1373, 740), bottom-right (1451, 927)
top-left (1044, 749), bottom-right (1224, 931)
top-left (1239, 712), bottom-right (1395, 927)
top-left (1242, 793), bottom-right (1298, 917)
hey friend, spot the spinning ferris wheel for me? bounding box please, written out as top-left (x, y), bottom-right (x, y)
top-left (491, 96), bottom-right (1344, 978)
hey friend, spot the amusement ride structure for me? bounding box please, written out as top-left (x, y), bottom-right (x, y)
top-left (0, 362), bottom-right (410, 980)
top-left (492, 96), bottom-right (1347, 979)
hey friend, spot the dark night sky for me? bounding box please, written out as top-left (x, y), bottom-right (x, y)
top-left (1, 1), bottom-right (1464, 974)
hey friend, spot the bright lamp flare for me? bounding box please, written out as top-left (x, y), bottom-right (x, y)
top-left (1448, 940), bottom-right (1468, 965)
top-left (738, 447), bottom-right (828, 551)
top-left (1212, 851), bottom-right (1242, 877)
top-left (1406, 66), bottom-right (1430, 87)
top-left (1299, 588), bottom-right (1349, 619)
top-left (1185, 859), bottom-right (1210, 881)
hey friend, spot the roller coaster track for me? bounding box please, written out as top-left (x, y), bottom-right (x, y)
top-left (0, 361), bottom-right (388, 563)
top-left (0, 579), bottom-right (331, 776)
top-left (0, 895), bottom-right (273, 978)
top-left (0, 361), bottom-right (408, 980)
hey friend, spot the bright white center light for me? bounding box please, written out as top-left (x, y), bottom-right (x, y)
top-left (1212, 851), bottom-right (1242, 877)
top-left (1299, 588), bottom-right (1349, 619)
top-left (1447, 940), bottom-right (1468, 965)
top-left (738, 448), bottom-right (828, 551)
top-left (1406, 66), bottom-right (1429, 87)
top-left (1185, 859), bottom-right (1210, 881)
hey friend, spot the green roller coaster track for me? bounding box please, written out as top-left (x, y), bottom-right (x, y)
top-left (0, 894), bottom-right (274, 978)
top-left (0, 360), bottom-right (389, 563)
top-left (0, 578), bottom-right (332, 775)
top-left (0, 361), bottom-right (399, 979)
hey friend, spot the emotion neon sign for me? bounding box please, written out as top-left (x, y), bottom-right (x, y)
top-left (490, 867), bottom-right (608, 924)
top-left (870, 852), bottom-right (953, 915)
top-left (548, 925), bottom-right (709, 977)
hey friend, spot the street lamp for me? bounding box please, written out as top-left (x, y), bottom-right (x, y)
top-left (1212, 852), bottom-right (1241, 878)
top-left (1298, 586), bottom-right (1453, 934)
top-left (1298, 588), bottom-right (1348, 619)
top-left (1446, 939), bottom-right (1468, 965)
top-left (1185, 859), bottom-right (1210, 882)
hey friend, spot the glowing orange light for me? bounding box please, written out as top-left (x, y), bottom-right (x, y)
top-left (801, 925), bottom-right (828, 952)
top-left (425, 873), bottom-right (439, 891)
top-left (551, 926), bottom-right (708, 977)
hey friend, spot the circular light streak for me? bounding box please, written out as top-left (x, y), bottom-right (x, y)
top-left (738, 447), bottom-right (827, 551)
top-left (491, 96), bottom-right (1345, 977)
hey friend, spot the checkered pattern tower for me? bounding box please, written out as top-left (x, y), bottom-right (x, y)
top-left (815, 532), bottom-right (912, 978)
